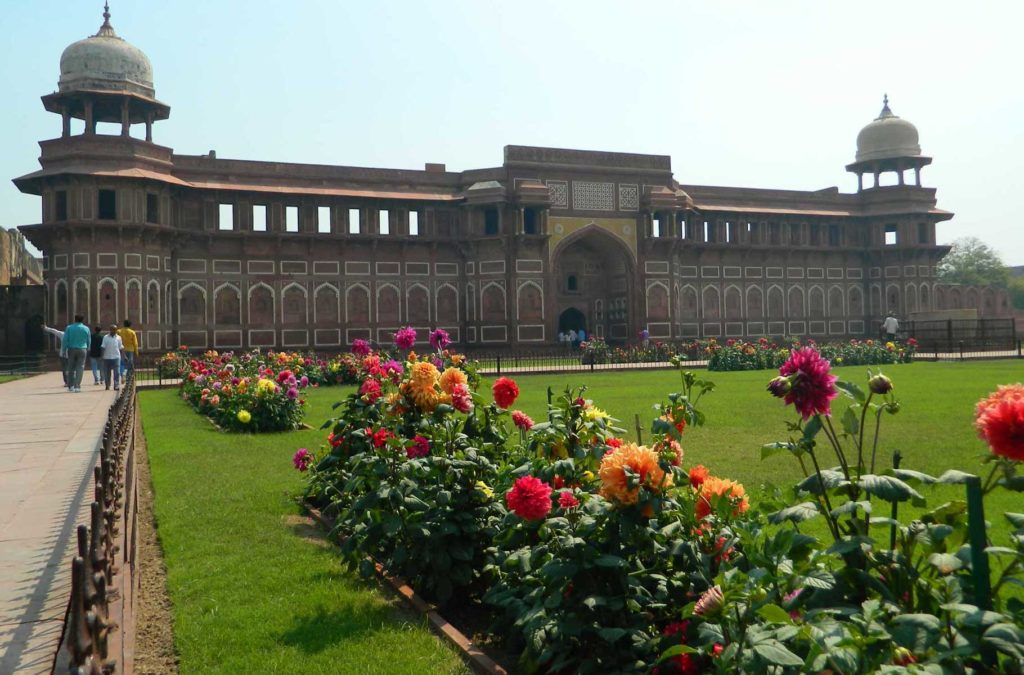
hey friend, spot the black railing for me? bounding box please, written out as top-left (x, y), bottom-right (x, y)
top-left (0, 352), bottom-right (46, 375)
top-left (904, 318), bottom-right (1017, 352)
top-left (65, 373), bottom-right (136, 672)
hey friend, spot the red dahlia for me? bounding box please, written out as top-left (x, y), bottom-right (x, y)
top-left (492, 377), bottom-right (520, 409)
top-left (778, 347), bottom-right (838, 419)
top-left (505, 475), bottom-right (552, 520)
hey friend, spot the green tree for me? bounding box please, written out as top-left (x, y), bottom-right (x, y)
top-left (1009, 276), bottom-right (1024, 310)
top-left (937, 236), bottom-right (1009, 287)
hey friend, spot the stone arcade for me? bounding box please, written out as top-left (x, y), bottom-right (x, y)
top-left (14, 8), bottom-right (1012, 352)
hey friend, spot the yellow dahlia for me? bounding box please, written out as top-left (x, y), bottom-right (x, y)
top-left (599, 443), bottom-right (671, 505)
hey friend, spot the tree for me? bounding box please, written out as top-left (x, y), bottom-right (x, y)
top-left (1010, 276), bottom-right (1024, 310)
top-left (936, 236), bottom-right (1009, 287)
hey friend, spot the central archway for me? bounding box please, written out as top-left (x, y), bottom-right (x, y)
top-left (552, 224), bottom-right (635, 343)
top-left (558, 307), bottom-right (586, 334)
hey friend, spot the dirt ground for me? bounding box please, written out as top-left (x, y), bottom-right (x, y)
top-left (132, 432), bottom-right (179, 674)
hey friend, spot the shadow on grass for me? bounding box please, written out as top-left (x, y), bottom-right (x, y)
top-left (278, 603), bottom-right (403, 654)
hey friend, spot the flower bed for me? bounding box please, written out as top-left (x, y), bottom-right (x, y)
top-left (178, 350), bottom-right (311, 432)
top-left (298, 339), bottom-right (1024, 673)
top-left (707, 336), bottom-right (917, 371)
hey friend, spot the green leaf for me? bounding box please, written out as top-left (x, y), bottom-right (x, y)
top-left (598, 627), bottom-right (628, 643)
top-left (835, 380), bottom-right (866, 404)
top-left (1005, 512), bottom-right (1024, 529)
top-left (801, 568), bottom-right (836, 590)
top-left (768, 502), bottom-right (820, 525)
top-left (892, 468), bottom-right (937, 484)
top-left (593, 554), bottom-right (626, 568)
top-left (797, 470), bottom-right (848, 495)
top-left (658, 644), bottom-right (699, 662)
top-left (757, 603), bottom-right (793, 624)
top-left (983, 623), bottom-right (1024, 659)
top-left (802, 416), bottom-right (823, 441)
top-left (936, 469), bottom-right (977, 484)
top-left (860, 474), bottom-right (922, 502)
top-left (841, 406), bottom-right (860, 436)
top-left (761, 442), bottom-right (793, 460)
top-left (753, 641), bottom-right (805, 667)
top-left (830, 500), bottom-right (871, 518)
top-left (999, 475), bottom-right (1024, 491)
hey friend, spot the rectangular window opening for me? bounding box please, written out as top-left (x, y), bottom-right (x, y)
top-left (484, 208), bottom-right (499, 235)
top-left (146, 193), bottom-right (158, 224)
top-left (652, 217), bottom-right (661, 238)
top-left (56, 190), bottom-right (68, 221)
top-left (725, 222), bottom-right (734, 243)
top-left (348, 208), bottom-right (361, 234)
top-left (679, 217), bottom-right (688, 239)
top-left (286, 206), bottom-right (299, 233)
top-left (317, 206), bottom-right (331, 234)
top-left (885, 224), bottom-right (898, 246)
top-left (917, 222), bottom-right (929, 244)
top-left (409, 210), bottom-right (420, 236)
top-left (829, 224), bottom-right (841, 246)
top-left (703, 221), bottom-right (713, 243)
top-left (252, 205), bottom-right (267, 232)
top-left (379, 209), bottom-right (390, 235)
top-left (98, 189), bottom-right (116, 220)
top-left (523, 208), bottom-right (538, 235)
top-left (218, 203), bottom-right (234, 231)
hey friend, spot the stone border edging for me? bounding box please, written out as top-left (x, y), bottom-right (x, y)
top-left (303, 502), bottom-right (508, 675)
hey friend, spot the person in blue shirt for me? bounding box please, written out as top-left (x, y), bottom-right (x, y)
top-left (62, 315), bottom-right (92, 392)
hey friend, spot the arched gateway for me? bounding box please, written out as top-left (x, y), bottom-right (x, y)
top-left (552, 225), bottom-right (634, 342)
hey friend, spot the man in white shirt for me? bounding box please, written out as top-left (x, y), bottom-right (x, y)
top-left (42, 324), bottom-right (69, 388)
top-left (882, 314), bottom-right (899, 341)
top-left (100, 324), bottom-right (124, 391)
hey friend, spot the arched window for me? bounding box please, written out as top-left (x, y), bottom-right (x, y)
top-left (567, 275), bottom-right (578, 292)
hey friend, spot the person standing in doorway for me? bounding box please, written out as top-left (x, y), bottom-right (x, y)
top-left (882, 313), bottom-right (900, 342)
top-left (89, 326), bottom-right (104, 385)
top-left (118, 319), bottom-right (138, 378)
top-left (41, 323), bottom-right (68, 388)
top-left (101, 324), bottom-right (124, 391)
top-left (63, 315), bottom-right (91, 392)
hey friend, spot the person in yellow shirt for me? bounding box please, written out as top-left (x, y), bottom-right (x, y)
top-left (118, 319), bottom-right (139, 376)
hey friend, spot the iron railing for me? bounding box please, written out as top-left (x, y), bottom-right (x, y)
top-left (64, 372), bottom-right (136, 673)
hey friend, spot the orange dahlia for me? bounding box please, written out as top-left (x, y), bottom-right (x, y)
top-left (695, 476), bottom-right (749, 520)
top-left (599, 443), bottom-right (671, 505)
top-left (439, 367), bottom-right (468, 395)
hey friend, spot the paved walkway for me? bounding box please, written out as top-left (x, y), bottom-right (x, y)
top-left (0, 373), bottom-right (115, 674)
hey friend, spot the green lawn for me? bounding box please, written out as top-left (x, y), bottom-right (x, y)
top-left (504, 360), bottom-right (1024, 540)
top-left (0, 374), bottom-right (28, 384)
top-left (138, 359), bottom-right (1024, 672)
top-left (139, 390), bottom-right (469, 675)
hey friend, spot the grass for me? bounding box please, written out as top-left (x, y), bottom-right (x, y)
top-left (139, 390), bottom-right (469, 675)
top-left (504, 360), bottom-right (1024, 540)
top-left (138, 359), bottom-right (1023, 672)
top-left (0, 374), bottom-right (28, 384)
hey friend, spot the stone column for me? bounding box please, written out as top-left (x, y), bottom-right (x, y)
top-left (914, 166), bottom-right (921, 186)
top-left (857, 172), bottom-right (863, 192)
top-left (84, 100), bottom-right (94, 136)
top-left (120, 99), bottom-right (130, 137)
top-left (145, 112), bottom-right (153, 142)
top-left (61, 107), bottom-right (70, 138)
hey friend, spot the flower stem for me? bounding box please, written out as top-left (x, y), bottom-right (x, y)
top-left (868, 408), bottom-right (884, 474)
top-left (856, 393), bottom-right (873, 478)
top-left (807, 447), bottom-right (841, 541)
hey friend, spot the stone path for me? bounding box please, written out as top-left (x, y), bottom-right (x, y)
top-left (0, 373), bottom-right (116, 674)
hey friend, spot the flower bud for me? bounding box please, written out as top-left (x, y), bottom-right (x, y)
top-left (767, 376), bottom-right (791, 398)
top-left (868, 373), bottom-right (893, 395)
top-left (893, 647), bottom-right (916, 666)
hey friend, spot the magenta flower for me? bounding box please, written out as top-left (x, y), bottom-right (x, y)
top-left (394, 326), bottom-right (417, 350)
top-left (511, 410), bottom-right (534, 431)
top-left (451, 382), bottom-right (474, 413)
top-left (286, 387), bottom-right (299, 400)
top-left (382, 359), bottom-right (404, 383)
top-left (407, 435), bottom-right (430, 459)
top-left (352, 339), bottom-right (371, 356)
top-left (293, 448), bottom-right (312, 472)
top-left (299, 375), bottom-right (309, 387)
top-left (777, 347), bottom-right (838, 419)
top-left (558, 490), bottom-right (579, 509)
top-left (429, 328), bottom-right (451, 350)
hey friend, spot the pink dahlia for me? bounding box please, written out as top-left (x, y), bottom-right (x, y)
top-left (359, 378), bottom-right (382, 403)
top-left (394, 326), bottom-right (417, 350)
top-left (694, 585), bottom-right (724, 617)
top-left (505, 476), bottom-right (553, 520)
top-left (292, 447), bottom-right (312, 472)
top-left (429, 328), bottom-right (451, 350)
top-left (777, 347), bottom-right (838, 419)
top-left (407, 435), bottom-right (430, 459)
top-left (352, 339), bottom-right (371, 356)
top-left (975, 384), bottom-right (1024, 461)
top-left (451, 382), bottom-right (474, 413)
top-left (276, 369), bottom-right (294, 384)
top-left (511, 410), bottom-right (534, 431)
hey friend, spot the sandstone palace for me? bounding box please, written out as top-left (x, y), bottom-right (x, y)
top-left (14, 8), bottom-right (1012, 352)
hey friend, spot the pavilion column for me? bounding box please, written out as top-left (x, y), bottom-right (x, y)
top-left (897, 161), bottom-right (905, 185)
top-left (517, 207), bottom-right (524, 235)
top-left (914, 166), bottom-right (921, 186)
top-left (857, 172), bottom-right (863, 192)
top-left (84, 100), bottom-right (94, 136)
top-left (145, 112), bottom-right (153, 142)
top-left (120, 99), bottom-right (130, 137)
top-left (61, 108), bottom-right (71, 138)
top-left (873, 170), bottom-right (879, 188)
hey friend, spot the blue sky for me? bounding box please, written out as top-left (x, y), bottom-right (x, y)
top-left (3, 1), bottom-right (1023, 263)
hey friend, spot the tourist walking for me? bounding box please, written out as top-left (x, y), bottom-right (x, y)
top-left (101, 324), bottom-right (124, 391)
top-left (89, 325), bottom-right (105, 385)
top-left (118, 319), bottom-right (138, 377)
top-left (63, 315), bottom-right (91, 392)
top-left (41, 323), bottom-right (69, 388)
top-left (882, 314), bottom-right (900, 342)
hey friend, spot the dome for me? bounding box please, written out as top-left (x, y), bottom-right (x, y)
top-left (58, 5), bottom-right (155, 99)
top-left (855, 96), bottom-right (921, 162)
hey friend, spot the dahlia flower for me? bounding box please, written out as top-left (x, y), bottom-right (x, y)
top-left (438, 367), bottom-right (468, 395)
top-left (975, 383), bottom-right (1024, 461)
top-left (407, 435), bottom-right (430, 459)
top-left (492, 377), bottom-right (519, 409)
top-left (694, 585), bottom-right (724, 617)
top-left (236, 410), bottom-right (252, 424)
top-left (370, 428), bottom-right (391, 449)
top-left (599, 443), bottom-right (671, 505)
top-left (868, 372), bottom-right (893, 395)
top-left (777, 347), bottom-right (838, 419)
top-left (511, 410), bottom-right (534, 431)
top-left (451, 382), bottom-right (473, 413)
top-left (688, 464), bottom-right (710, 489)
top-left (695, 476), bottom-right (749, 520)
top-left (505, 476), bottom-right (552, 520)
top-left (429, 328), bottom-right (451, 350)
top-left (359, 378), bottom-right (382, 403)
top-left (394, 326), bottom-right (417, 350)
top-left (557, 490), bottom-right (580, 509)
top-left (352, 338), bottom-right (371, 356)
top-left (293, 448), bottom-right (312, 472)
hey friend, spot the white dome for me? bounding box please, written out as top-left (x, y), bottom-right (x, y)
top-left (855, 97), bottom-right (921, 162)
top-left (58, 7), bottom-right (155, 99)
